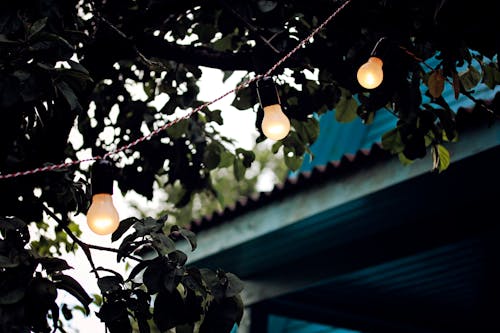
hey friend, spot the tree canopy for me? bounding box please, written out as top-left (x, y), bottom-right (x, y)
top-left (0, 0), bottom-right (499, 332)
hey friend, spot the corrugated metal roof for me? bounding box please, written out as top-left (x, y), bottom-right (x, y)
top-left (188, 143), bottom-right (392, 233)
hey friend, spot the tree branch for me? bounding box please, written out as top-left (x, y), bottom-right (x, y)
top-left (137, 35), bottom-right (256, 71)
top-left (41, 205), bottom-right (142, 272)
top-left (218, 0), bottom-right (281, 54)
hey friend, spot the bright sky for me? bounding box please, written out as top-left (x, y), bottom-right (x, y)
top-left (58, 67), bottom-right (258, 332)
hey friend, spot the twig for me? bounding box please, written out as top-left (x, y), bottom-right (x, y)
top-left (41, 205), bottom-right (142, 277)
top-left (218, 0), bottom-right (281, 54)
top-left (42, 205), bottom-right (100, 279)
top-left (88, 2), bottom-right (167, 70)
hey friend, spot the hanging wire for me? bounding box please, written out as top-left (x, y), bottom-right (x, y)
top-left (0, 0), bottom-right (354, 180)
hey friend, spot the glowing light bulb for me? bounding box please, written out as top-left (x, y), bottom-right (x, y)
top-left (261, 104), bottom-right (291, 140)
top-left (357, 56), bottom-right (384, 89)
top-left (87, 193), bottom-right (119, 235)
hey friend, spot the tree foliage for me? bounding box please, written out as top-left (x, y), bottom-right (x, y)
top-left (0, 0), bottom-right (499, 332)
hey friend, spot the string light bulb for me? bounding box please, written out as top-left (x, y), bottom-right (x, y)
top-left (257, 77), bottom-right (290, 140)
top-left (357, 37), bottom-right (387, 89)
top-left (86, 160), bottom-right (119, 235)
top-left (357, 56), bottom-right (384, 89)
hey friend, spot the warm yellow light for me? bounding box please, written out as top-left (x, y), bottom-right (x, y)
top-left (86, 193), bottom-right (119, 235)
top-left (357, 56), bottom-right (384, 89)
top-left (261, 104), bottom-right (290, 140)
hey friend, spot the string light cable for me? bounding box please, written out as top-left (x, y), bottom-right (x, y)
top-left (0, 0), bottom-right (353, 180)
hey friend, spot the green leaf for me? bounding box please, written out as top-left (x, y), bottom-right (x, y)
top-left (38, 257), bottom-right (73, 274)
top-left (284, 147), bottom-right (303, 171)
top-left (218, 151), bottom-right (234, 168)
top-left (381, 128), bottom-right (405, 154)
top-left (112, 217), bottom-right (139, 242)
top-left (335, 96), bottom-right (358, 123)
top-left (459, 66), bottom-right (482, 91)
top-left (428, 69), bottom-right (445, 98)
top-left (233, 158), bottom-right (246, 181)
top-left (398, 152), bottom-right (414, 166)
top-left (53, 274), bottom-right (92, 314)
top-left (28, 17), bottom-right (48, 39)
top-left (235, 148), bottom-right (255, 168)
top-left (204, 146), bottom-right (221, 170)
top-left (167, 119), bottom-right (189, 139)
top-left (271, 141), bottom-right (283, 154)
top-left (433, 144), bottom-right (450, 173)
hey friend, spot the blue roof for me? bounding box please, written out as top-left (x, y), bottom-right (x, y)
top-left (295, 55), bottom-right (500, 174)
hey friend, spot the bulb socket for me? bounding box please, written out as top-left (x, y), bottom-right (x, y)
top-left (91, 160), bottom-right (114, 195)
top-left (257, 77), bottom-right (281, 108)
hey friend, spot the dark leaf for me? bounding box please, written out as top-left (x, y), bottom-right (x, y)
top-left (97, 301), bottom-right (131, 333)
top-left (53, 274), bottom-right (92, 315)
top-left (112, 217), bottom-right (139, 242)
top-left (97, 276), bottom-right (123, 293)
top-left (0, 254), bottom-right (19, 268)
top-left (428, 69), bottom-right (445, 99)
top-left (127, 260), bottom-right (151, 282)
top-left (0, 216), bottom-right (26, 230)
top-left (39, 257), bottom-right (73, 274)
top-left (0, 288), bottom-right (25, 305)
top-left (452, 72), bottom-right (460, 99)
top-left (204, 146), bottom-right (221, 170)
top-left (50, 302), bottom-right (59, 332)
top-left (56, 80), bottom-right (81, 111)
top-left (177, 324), bottom-right (195, 333)
top-left (257, 0), bottom-right (278, 12)
top-left (233, 158), bottom-right (246, 181)
top-left (459, 66), bottom-right (481, 91)
top-left (153, 290), bottom-right (187, 331)
top-left (138, 318), bottom-right (151, 333)
top-left (61, 303), bottom-right (73, 320)
top-left (179, 229), bottom-right (197, 251)
top-left (381, 128), bottom-right (405, 154)
top-left (28, 17), bottom-right (48, 38)
top-left (235, 148), bottom-right (255, 168)
top-left (134, 217), bottom-right (164, 237)
top-left (152, 233), bottom-right (176, 255)
top-left (199, 296), bottom-right (244, 333)
top-left (335, 96), bottom-right (358, 123)
top-left (224, 273), bottom-right (244, 298)
top-left (143, 259), bottom-right (167, 294)
top-left (91, 267), bottom-right (124, 280)
top-left (206, 109), bottom-right (224, 125)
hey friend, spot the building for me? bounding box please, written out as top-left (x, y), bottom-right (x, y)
top-left (180, 79), bottom-right (500, 333)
